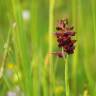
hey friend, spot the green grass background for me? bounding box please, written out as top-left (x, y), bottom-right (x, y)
top-left (0, 0), bottom-right (96, 96)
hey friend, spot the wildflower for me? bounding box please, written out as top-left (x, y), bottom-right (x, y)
top-left (54, 85), bottom-right (64, 94)
top-left (56, 18), bottom-right (68, 30)
top-left (7, 86), bottom-right (24, 96)
top-left (7, 63), bottom-right (14, 69)
top-left (52, 18), bottom-right (76, 57)
top-left (22, 10), bottom-right (30, 21)
top-left (7, 91), bottom-right (16, 96)
top-left (6, 63), bottom-right (14, 77)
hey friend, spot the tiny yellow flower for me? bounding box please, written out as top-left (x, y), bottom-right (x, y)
top-left (7, 63), bottom-right (14, 69)
top-left (54, 86), bottom-right (64, 94)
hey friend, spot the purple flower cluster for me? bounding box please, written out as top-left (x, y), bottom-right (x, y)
top-left (52, 18), bottom-right (76, 58)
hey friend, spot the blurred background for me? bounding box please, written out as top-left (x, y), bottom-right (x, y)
top-left (0, 0), bottom-right (96, 96)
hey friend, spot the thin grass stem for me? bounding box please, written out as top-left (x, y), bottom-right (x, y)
top-left (64, 56), bottom-right (70, 96)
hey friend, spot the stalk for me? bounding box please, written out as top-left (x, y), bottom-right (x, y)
top-left (64, 56), bottom-right (70, 96)
top-left (0, 28), bottom-right (11, 79)
top-left (48, 0), bottom-right (55, 95)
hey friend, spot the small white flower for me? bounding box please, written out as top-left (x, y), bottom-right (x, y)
top-left (6, 69), bottom-right (13, 77)
top-left (7, 91), bottom-right (16, 96)
top-left (22, 10), bottom-right (30, 21)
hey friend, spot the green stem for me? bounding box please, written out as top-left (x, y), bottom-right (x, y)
top-left (48, 0), bottom-right (55, 95)
top-left (65, 56), bottom-right (70, 96)
top-left (0, 28), bottom-right (11, 79)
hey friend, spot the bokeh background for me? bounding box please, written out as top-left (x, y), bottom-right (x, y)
top-left (0, 0), bottom-right (96, 96)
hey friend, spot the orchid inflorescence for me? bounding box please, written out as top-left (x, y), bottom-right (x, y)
top-left (52, 18), bottom-right (76, 58)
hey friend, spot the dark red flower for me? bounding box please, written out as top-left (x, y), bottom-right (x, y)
top-left (56, 20), bottom-right (65, 30)
top-left (63, 32), bottom-right (76, 36)
top-left (52, 18), bottom-right (76, 57)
